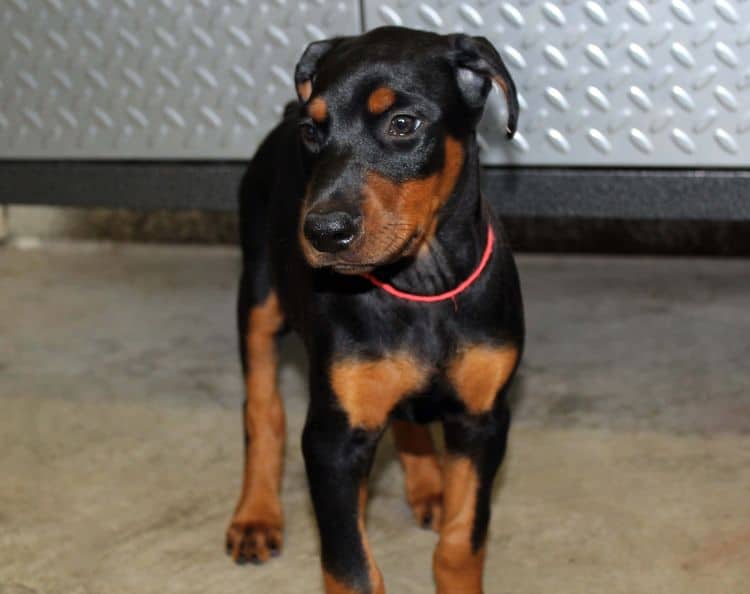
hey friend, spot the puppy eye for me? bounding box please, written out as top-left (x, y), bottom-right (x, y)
top-left (300, 122), bottom-right (318, 146)
top-left (388, 115), bottom-right (421, 137)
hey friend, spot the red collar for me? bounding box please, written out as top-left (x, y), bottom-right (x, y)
top-left (362, 225), bottom-right (495, 303)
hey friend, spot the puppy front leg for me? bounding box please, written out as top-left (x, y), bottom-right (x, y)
top-left (304, 352), bottom-right (429, 593)
top-left (433, 402), bottom-right (511, 594)
top-left (227, 286), bottom-right (286, 564)
top-left (303, 413), bottom-right (384, 594)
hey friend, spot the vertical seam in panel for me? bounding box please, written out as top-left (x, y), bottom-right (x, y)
top-left (359, 0), bottom-right (367, 32)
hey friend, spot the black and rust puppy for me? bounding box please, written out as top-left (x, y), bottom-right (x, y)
top-left (227, 26), bottom-right (524, 594)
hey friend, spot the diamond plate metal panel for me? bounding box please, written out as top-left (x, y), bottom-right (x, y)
top-left (0, 0), bottom-right (359, 159)
top-left (365, 1), bottom-right (750, 166)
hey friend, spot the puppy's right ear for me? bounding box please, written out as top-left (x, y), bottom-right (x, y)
top-left (450, 34), bottom-right (519, 138)
top-left (294, 38), bottom-right (343, 103)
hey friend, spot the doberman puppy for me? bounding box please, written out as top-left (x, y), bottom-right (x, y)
top-left (226, 26), bottom-right (524, 594)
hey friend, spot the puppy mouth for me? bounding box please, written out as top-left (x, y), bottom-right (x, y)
top-left (330, 262), bottom-right (378, 275)
top-left (327, 230), bottom-right (423, 275)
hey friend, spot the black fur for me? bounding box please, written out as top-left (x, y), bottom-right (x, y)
top-left (236, 26), bottom-right (524, 591)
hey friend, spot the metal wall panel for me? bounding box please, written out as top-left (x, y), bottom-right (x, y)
top-left (0, 0), bottom-right (359, 159)
top-left (2, 1), bottom-right (748, 167)
top-left (364, 0), bottom-right (750, 166)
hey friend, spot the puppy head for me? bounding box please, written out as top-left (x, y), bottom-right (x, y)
top-left (295, 27), bottom-right (518, 274)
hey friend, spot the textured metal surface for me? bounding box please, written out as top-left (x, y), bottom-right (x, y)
top-left (4, 162), bottom-right (750, 220)
top-left (2, 1), bottom-right (748, 166)
top-left (0, 0), bottom-right (359, 159)
top-left (365, 0), bottom-right (750, 166)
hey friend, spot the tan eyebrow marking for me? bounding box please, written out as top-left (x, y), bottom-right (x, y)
top-left (308, 96), bottom-right (328, 122)
top-left (367, 86), bottom-right (396, 115)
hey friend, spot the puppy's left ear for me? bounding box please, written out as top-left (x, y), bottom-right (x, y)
top-left (450, 35), bottom-right (519, 138)
top-left (294, 38), bottom-right (344, 103)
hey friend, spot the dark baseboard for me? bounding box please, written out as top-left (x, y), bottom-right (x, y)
top-left (2, 161), bottom-right (749, 221)
top-left (504, 217), bottom-right (750, 256)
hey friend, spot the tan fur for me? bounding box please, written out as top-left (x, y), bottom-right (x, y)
top-left (298, 136), bottom-right (464, 270)
top-left (309, 96), bottom-right (328, 122)
top-left (321, 484), bottom-right (384, 594)
top-left (323, 571), bottom-right (385, 594)
top-left (330, 353), bottom-right (429, 430)
top-left (227, 293), bottom-right (286, 562)
top-left (367, 86), bottom-right (396, 114)
top-left (447, 344), bottom-right (519, 414)
top-left (492, 76), bottom-right (510, 99)
top-left (434, 456), bottom-right (486, 594)
top-left (358, 136), bottom-right (464, 264)
top-left (297, 80), bottom-right (313, 102)
top-left (392, 421), bottom-right (443, 531)
top-left (359, 484), bottom-right (385, 594)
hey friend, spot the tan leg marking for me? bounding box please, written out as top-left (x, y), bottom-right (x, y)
top-left (323, 573), bottom-right (364, 594)
top-left (227, 293), bottom-right (286, 563)
top-left (330, 353), bottom-right (429, 430)
top-left (322, 485), bottom-right (385, 594)
top-left (447, 344), bottom-right (519, 415)
top-left (392, 420), bottom-right (443, 531)
top-left (367, 86), bottom-right (396, 115)
top-left (358, 483), bottom-right (386, 594)
top-left (434, 457), bottom-right (485, 594)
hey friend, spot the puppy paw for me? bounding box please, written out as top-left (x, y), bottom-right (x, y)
top-left (226, 520), bottom-right (283, 565)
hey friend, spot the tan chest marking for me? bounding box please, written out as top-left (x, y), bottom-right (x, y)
top-left (447, 344), bottom-right (519, 414)
top-left (330, 353), bottom-right (429, 430)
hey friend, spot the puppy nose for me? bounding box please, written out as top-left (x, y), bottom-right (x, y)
top-left (303, 209), bottom-right (361, 253)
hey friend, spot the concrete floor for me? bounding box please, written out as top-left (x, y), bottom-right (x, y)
top-left (0, 241), bottom-right (748, 594)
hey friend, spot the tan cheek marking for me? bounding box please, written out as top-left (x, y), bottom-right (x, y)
top-left (358, 137), bottom-right (464, 262)
top-left (330, 354), bottom-right (429, 430)
top-left (419, 136), bottom-right (464, 243)
top-left (297, 80), bottom-right (313, 102)
top-left (367, 86), bottom-right (396, 114)
top-left (398, 137), bottom-right (465, 233)
top-left (308, 96), bottom-right (328, 122)
top-left (434, 456), bottom-right (485, 594)
top-left (448, 344), bottom-right (519, 415)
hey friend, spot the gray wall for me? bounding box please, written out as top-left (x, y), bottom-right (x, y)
top-left (2, 1), bottom-right (748, 165)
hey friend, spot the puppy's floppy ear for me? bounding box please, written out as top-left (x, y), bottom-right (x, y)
top-left (294, 38), bottom-right (344, 103)
top-left (450, 34), bottom-right (519, 138)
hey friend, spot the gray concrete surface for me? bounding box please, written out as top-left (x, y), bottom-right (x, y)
top-left (0, 242), bottom-right (748, 594)
top-left (6, 206), bottom-right (238, 244)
